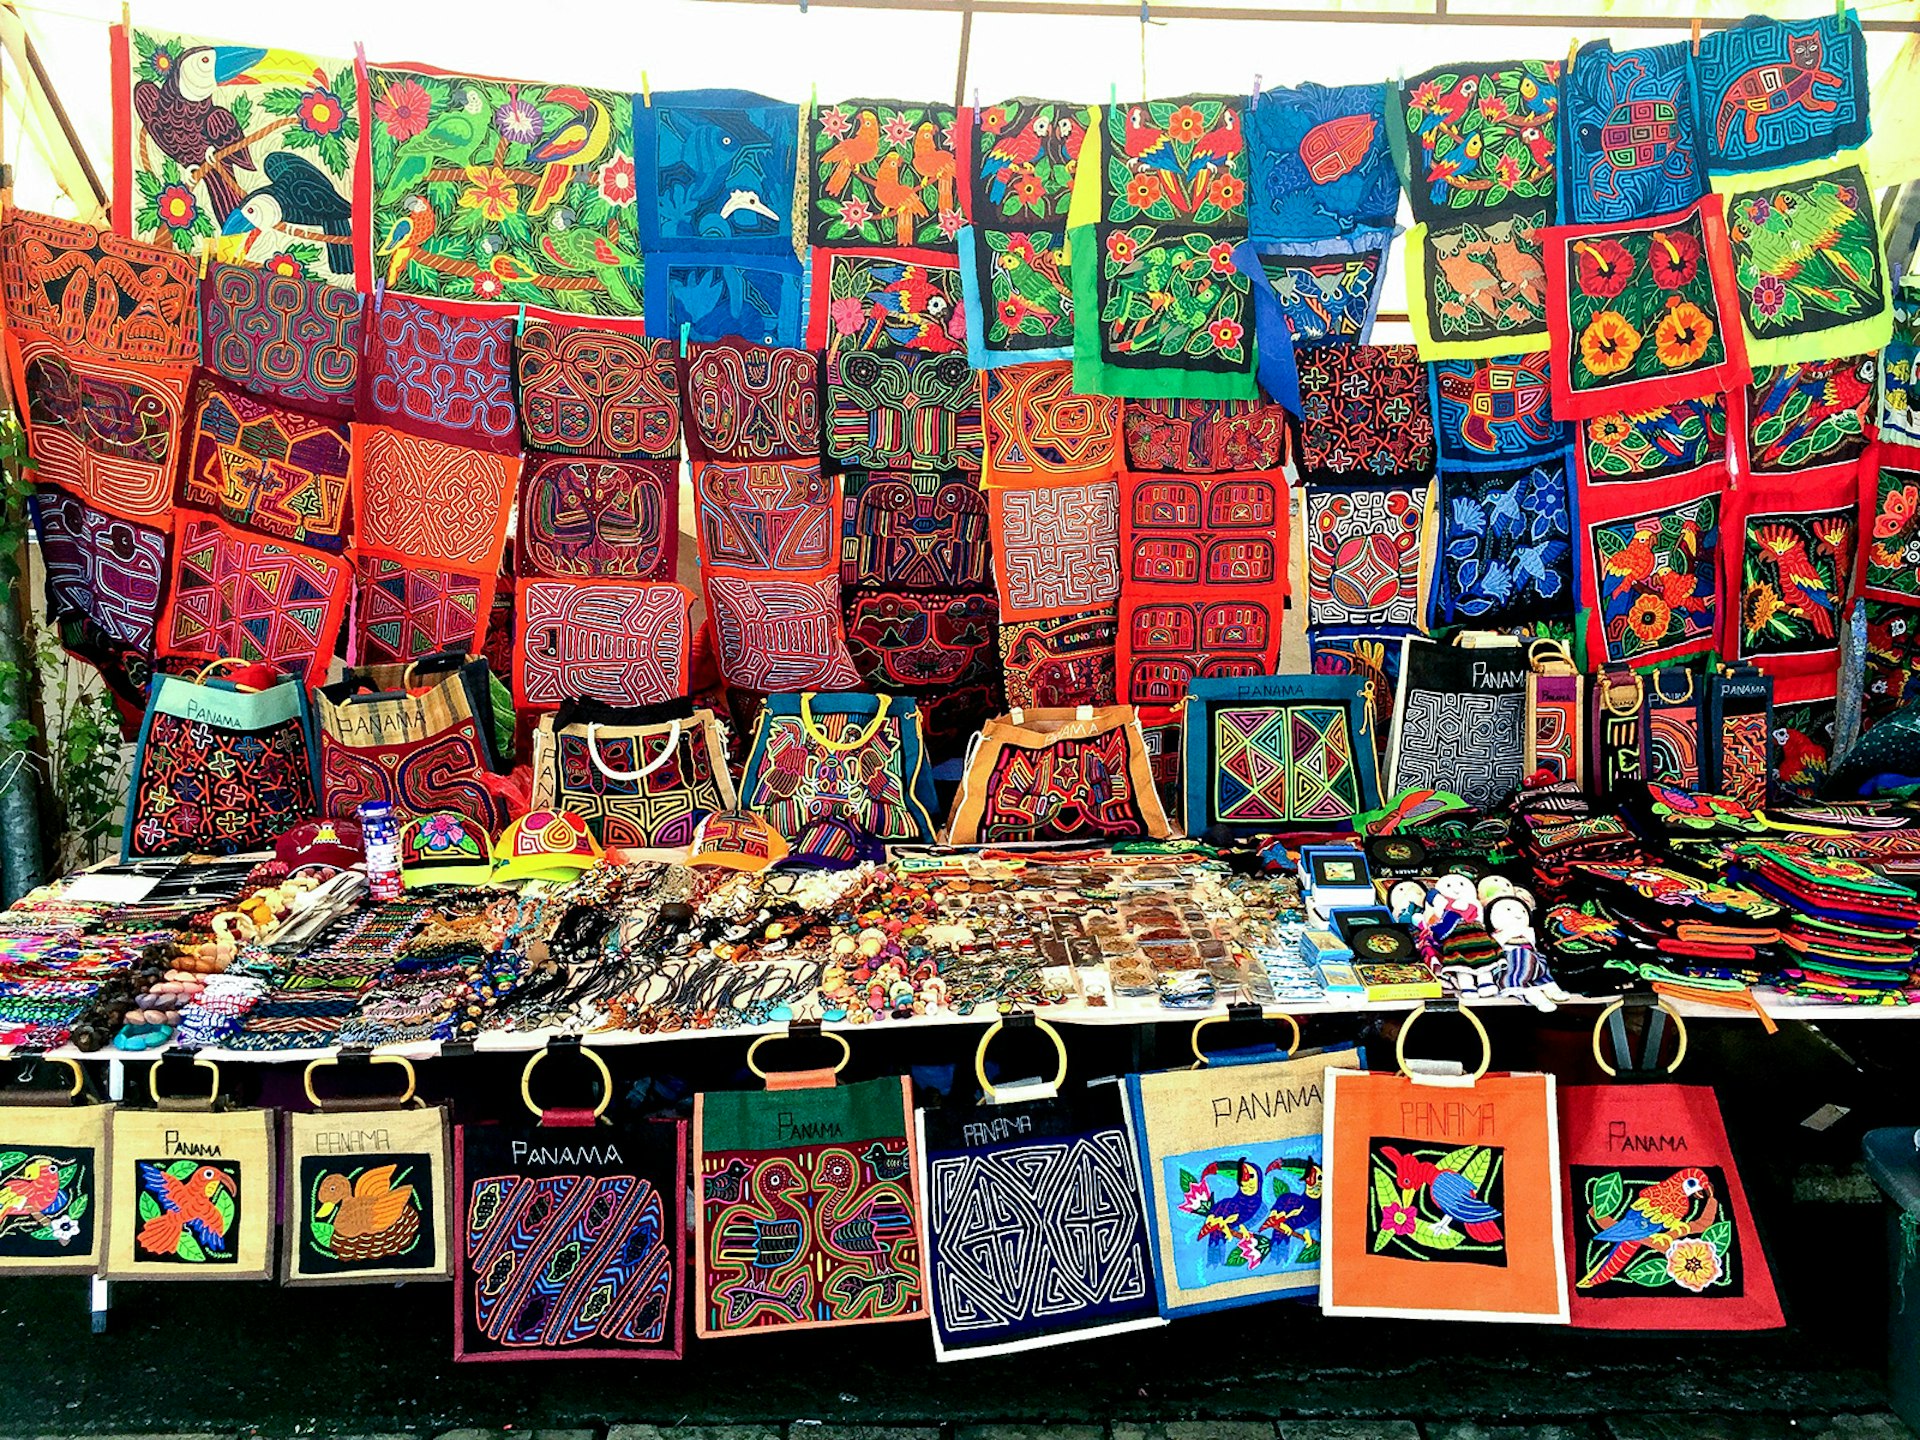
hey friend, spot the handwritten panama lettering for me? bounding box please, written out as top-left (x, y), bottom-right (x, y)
top-left (313, 1128), bottom-right (395, 1154)
top-left (1213, 1082), bottom-right (1323, 1127)
top-left (776, 1113), bottom-right (845, 1143)
top-left (1471, 661), bottom-right (1527, 690)
top-left (510, 1142), bottom-right (625, 1166)
top-left (962, 1114), bottom-right (1034, 1146)
top-left (1398, 1099), bottom-right (1498, 1138)
top-left (163, 1131), bottom-right (224, 1157)
top-left (1606, 1121), bottom-right (1689, 1154)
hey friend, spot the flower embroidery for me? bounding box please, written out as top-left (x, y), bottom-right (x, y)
top-left (1664, 1236), bottom-right (1723, 1293)
top-left (374, 78), bottom-right (432, 141)
top-left (298, 87), bottom-right (346, 137)
top-left (1579, 311), bottom-right (1641, 377)
top-left (1574, 238), bottom-right (1634, 298)
top-left (458, 166), bottom-right (519, 224)
top-left (1653, 300), bottom-right (1714, 369)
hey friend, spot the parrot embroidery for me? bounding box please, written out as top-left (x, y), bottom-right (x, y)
top-left (1579, 1166), bottom-right (1715, 1289)
top-left (1379, 1144), bottom-right (1505, 1243)
top-left (135, 1160), bottom-right (239, 1262)
top-left (1192, 1157), bottom-right (1270, 1265)
top-left (0, 1153), bottom-right (87, 1247)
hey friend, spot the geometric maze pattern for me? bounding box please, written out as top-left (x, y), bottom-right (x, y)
top-left (163, 515), bottom-right (351, 688)
top-left (1213, 703), bottom-right (1360, 825)
top-left (926, 1131), bottom-right (1153, 1341)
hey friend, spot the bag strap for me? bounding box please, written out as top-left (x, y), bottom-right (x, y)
top-left (588, 720), bottom-right (683, 781)
top-left (800, 693), bottom-right (891, 751)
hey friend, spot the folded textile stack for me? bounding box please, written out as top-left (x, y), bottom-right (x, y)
top-left (1521, 813), bottom-right (1643, 902)
top-left (1570, 861), bottom-right (1786, 983)
top-left (1730, 843), bottom-right (1920, 1001)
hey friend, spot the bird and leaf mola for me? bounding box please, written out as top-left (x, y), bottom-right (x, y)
top-left (0, 1150), bottom-right (90, 1250)
top-left (308, 1163), bottom-right (422, 1264)
top-left (1369, 1142), bottom-right (1506, 1261)
top-left (134, 1160), bottom-right (239, 1263)
top-left (367, 68), bottom-right (641, 317)
top-left (1174, 1152), bottom-right (1326, 1271)
top-left (128, 29), bottom-right (357, 282)
top-left (1576, 1165), bottom-right (1734, 1292)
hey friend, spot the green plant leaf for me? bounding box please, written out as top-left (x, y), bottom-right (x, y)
top-left (1464, 1147), bottom-right (1494, 1190)
top-left (1703, 1218), bottom-right (1733, 1255)
top-left (137, 1191), bottom-right (160, 1223)
top-left (176, 1232), bottom-right (206, 1264)
top-left (1588, 1170), bottom-right (1625, 1222)
top-left (66, 1194), bottom-right (88, 1221)
top-left (1178, 1167), bottom-right (1198, 1192)
top-left (1621, 1252), bottom-right (1672, 1287)
top-left (0, 1150), bottom-right (24, 1172)
top-left (1415, 1218), bottom-right (1465, 1250)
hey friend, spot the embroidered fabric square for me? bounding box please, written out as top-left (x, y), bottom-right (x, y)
top-left (513, 315), bottom-right (679, 459)
top-left (2, 211), bottom-right (199, 363)
top-left (826, 351), bottom-right (982, 472)
top-left (1405, 207), bottom-right (1552, 360)
top-left (1295, 345), bottom-right (1435, 484)
top-left (352, 556), bottom-right (488, 666)
top-left (643, 254), bottom-right (805, 349)
top-left (1543, 196), bottom-right (1749, 420)
top-left (1117, 469), bottom-right (1288, 718)
top-left (1575, 461), bottom-right (1724, 670)
top-left (998, 608), bottom-right (1119, 711)
top-left (1862, 441), bottom-right (1920, 606)
top-left (841, 471), bottom-right (990, 591)
top-left (1121, 397), bottom-right (1289, 475)
top-left (1738, 355), bottom-right (1875, 475)
top-left (1246, 82), bottom-right (1398, 240)
top-left (969, 98), bottom-right (1089, 227)
top-left (1069, 222), bottom-right (1256, 400)
top-left (1770, 672), bottom-right (1839, 800)
top-left (809, 99), bottom-right (961, 249)
top-left (681, 341), bottom-right (819, 463)
top-left (178, 373), bottom-right (352, 552)
top-left (1865, 600), bottom-right (1920, 725)
top-left (1301, 481), bottom-right (1432, 629)
top-left (161, 512), bottom-right (350, 688)
top-left (981, 362), bottom-right (1120, 487)
top-left (353, 425), bottom-right (517, 575)
top-left (810, 247), bottom-right (966, 359)
top-left (515, 579), bottom-right (694, 708)
top-left (960, 227), bottom-right (1074, 368)
top-left (1718, 156), bottom-right (1890, 367)
top-left (989, 478), bottom-right (1122, 620)
top-left (1721, 463), bottom-right (1860, 674)
top-left (704, 570), bottom-right (862, 693)
top-left (1575, 395), bottom-right (1726, 483)
top-left (6, 330), bottom-right (190, 524)
top-left (1560, 41), bottom-right (1706, 225)
top-left (202, 262), bottom-right (361, 415)
top-left (30, 485), bottom-right (168, 655)
top-left (1235, 233), bottom-right (1392, 353)
top-left (1183, 674), bottom-right (1382, 832)
top-left (363, 295), bottom-right (518, 452)
top-left (362, 64), bottom-right (642, 315)
top-left (1401, 60), bottom-right (1560, 225)
top-left (633, 88), bottom-right (797, 253)
top-left (1431, 452), bottom-right (1575, 631)
top-left (1431, 353), bottom-right (1568, 465)
top-left (1692, 13), bottom-right (1868, 175)
top-left (113, 26), bottom-right (355, 286)
top-left (1882, 284), bottom-right (1920, 446)
top-left (843, 588), bottom-right (1002, 761)
top-left (1388, 635), bottom-right (1529, 811)
top-left (517, 456), bottom-right (678, 582)
top-left (694, 461), bottom-right (840, 574)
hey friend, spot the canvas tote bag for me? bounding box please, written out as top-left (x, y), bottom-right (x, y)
top-left (695, 1029), bottom-right (927, 1337)
top-left (106, 1058), bottom-right (276, 1281)
top-left (0, 1059), bottom-right (108, 1275)
top-left (944, 705), bottom-right (1170, 845)
top-left (917, 1017), bottom-right (1162, 1358)
top-left (454, 1044), bottom-right (686, 1360)
top-left (283, 1055), bottom-right (452, 1286)
top-left (1125, 1012), bottom-right (1361, 1316)
top-left (1321, 1003), bottom-right (1569, 1323)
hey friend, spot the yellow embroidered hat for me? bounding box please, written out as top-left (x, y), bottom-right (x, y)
top-left (400, 812), bottom-right (495, 889)
top-left (491, 810), bottom-right (604, 884)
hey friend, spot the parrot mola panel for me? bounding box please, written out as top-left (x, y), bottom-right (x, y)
top-left (107, 1104), bottom-right (277, 1281)
top-left (0, 1099), bottom-right (110, 1276)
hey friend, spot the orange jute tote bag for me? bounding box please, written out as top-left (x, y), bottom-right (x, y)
top-left (1321, 1003), bottom-right (1569, 1323)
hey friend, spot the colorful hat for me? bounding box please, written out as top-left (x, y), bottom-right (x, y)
top-left (770, 816), bottom-right (884, 871)
top-left (687, 809), bottom-right (789, 872)
top-left (400, 812), bottom-right (495, 889)
top-left (491, 810), bottom-right (604, 884)
top-left (274, 818), bottom-right (363, 873)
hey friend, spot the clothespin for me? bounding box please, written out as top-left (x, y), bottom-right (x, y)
top-left (799, 0), bottom-right (807, 13)
top-left (1109, 82), bottom-right (1118, 107)
top-left (1691, 17), bottom-right (1702, 55)
top-left (196, 237), bottom-right (209, 281)
top-left (810, 81), bottom-right (818, 108)
top-left (972, 87), bottom-right (980, 111)
top-left (515, 303), bottom-right (527, 336)
top-left (679, 322), bottom-right (691, 358)
top-left (1252, 74), bottom-right (1262, 101)
top-left (120, 0), bottom-right (129, 32)
top-left (641, 71), bottom-right (651, 107)
top-left (1836, 0), bottom-right (1847, 22)
top-left (1566, 38), bottom-right (1577, 78)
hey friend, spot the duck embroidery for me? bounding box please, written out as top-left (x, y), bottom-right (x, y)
top-left (314, 1165), bottom-right (420, 1262)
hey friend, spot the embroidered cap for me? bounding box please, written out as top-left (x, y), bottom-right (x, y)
top-left (274, 817), bottom-right (364, 873)
top-left (400, 812), bottom-right (495, 889)
top-left (688, 809), bottom-right (790, 872)
top-left (491, 810), bottom-right (605, 884)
